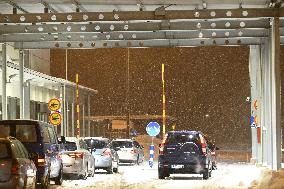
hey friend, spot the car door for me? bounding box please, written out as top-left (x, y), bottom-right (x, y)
top-left (16, 141), bottom-right (37, 188)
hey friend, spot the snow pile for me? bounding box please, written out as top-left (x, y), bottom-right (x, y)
top-left (251, 168), bottom-right (284, 189)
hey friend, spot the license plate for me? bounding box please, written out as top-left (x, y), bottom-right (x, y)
top-left (171, 165), bottom-right (184, 169)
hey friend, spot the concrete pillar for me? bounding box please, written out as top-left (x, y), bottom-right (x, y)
top-left (19, 49), bottom-right (24, 119)
top-left (270, 17), bottom-right (281, 170)
top-left (1, 43), bottom-right (7, 120)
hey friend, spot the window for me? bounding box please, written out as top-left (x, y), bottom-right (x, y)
top-left (11, 142), bottom-right (21, 158)
top-left (64, 142), bottom-right (77, 151)
top-left (112, 141), bottom-right (133, 148)
top-left (0, 143), bottom-right (11, 159)
top-left (133, 141), bottom-right (140, 148)
top-left (16, 141), bottom-right (29, 159)
top-left (0, 125), bottom-right (10, 138)
top-left (16, 125), bottom-right (37, 143)
top-left (42, 127), bottom-right (51, 143)
top-left (48, 127), bottom-right (57, 144)
top-left (85, 139), bottom-right (107, 149)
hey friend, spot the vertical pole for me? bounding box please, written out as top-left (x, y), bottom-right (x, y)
top-left (1, 43), bottom-right (7, 120)
top-left (19, 49), bottom-right (24, 119)
top-left (76, 74), bottom-right (80, 138)
top-left (162, 64), bottom-right (166, 137)
top-left (82, 104), bottom-right (85, 137)
top-left (87, 95), bottom-right (91, 137)
top-left (64, 49), bottom-right (68, 137)
top-left (126, 48), bottom-right (130, 138)
top-left (60, 85), bottom-right (64, 136)
top-left (270, 17), bottom-right (281, 170)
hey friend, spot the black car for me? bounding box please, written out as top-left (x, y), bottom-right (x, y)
top-left (0, 120), bottom-right (63, 188)
top-left (158, 131), bottom-right (213, 180)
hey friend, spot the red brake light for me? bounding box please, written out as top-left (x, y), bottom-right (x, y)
top-left (130, 149), bottom-right (136, 154)
top-left (11, 160), bottom-right (20, 174)
top-left (69, 152), bottom-right (83, 159)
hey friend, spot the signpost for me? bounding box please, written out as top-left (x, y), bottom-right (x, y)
top-left (49, 112), bottom-right (62, 125)
top-left (48, 98), bottom-right (61, 111)
top-left (48, 98), bottom-right (62, 126)
top-left (146, 122), bottom-right (160, 168)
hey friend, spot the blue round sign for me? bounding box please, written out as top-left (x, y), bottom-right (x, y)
top-left (146, 122), bottom-right (160, 137)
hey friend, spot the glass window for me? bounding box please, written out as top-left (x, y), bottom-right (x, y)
top-left (165, 133), bottom-right (198, 145)
top-left (85, 139), bottom-right (107, 149)
top-left (133, 141), bottom-right (140, 148)
top-left (10, 142), bottom-right (21, 158)
top-left (16, 125), bottom-right (37, 143)
top-left (112, 141), bottom-right (133, 148)
top-left (16, 141), bottom-right (29, 159)
top-left (48, 127), bottom-right (56, 144)
top-left (0, 143), bottom-right (11, 159)
top-left (64, 142), bottom-right (77, 151)
top-left (0, 125), bottom-right (10, 138)
top-left (42, 127), bottom-right (51, 143)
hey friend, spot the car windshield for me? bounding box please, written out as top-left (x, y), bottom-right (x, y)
top-left (0, 143), bottom-right (11, 159)
top-left (112, 141), bottom-right (133, 148)
top-left (64, 142), bottom-right (77, 151)
top-left (85, 139), bottom-right (107, 149)
top-left (166, 133), bottom-right (198, 145)
top-left (0, 124), bottom-right (37, 143)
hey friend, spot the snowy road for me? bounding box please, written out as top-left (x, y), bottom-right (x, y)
top-left (53, 162), bottom-right (263, 189)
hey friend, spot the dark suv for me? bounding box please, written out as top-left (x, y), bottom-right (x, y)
top-left (0, 120), bottom-right (63, 188)
top-left (158, 131), bottom-right (213, 179)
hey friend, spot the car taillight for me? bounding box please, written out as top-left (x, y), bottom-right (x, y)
top-left (211, 151), bottom-right (216, 155)
top-left (38, 158), bottom-right (45, 167)
top-left (159, 144), bottom-right (165, 155)
top-left (199, 134), bottom-right (207, 155)
top-left (130, 149), bottom-right (136, 154)
top-left (11, 161), bottom-right (20, 174)
top-left (69, 152), bottom-right (83, 159)
top-left (102, 149), bottom-right (111, 157)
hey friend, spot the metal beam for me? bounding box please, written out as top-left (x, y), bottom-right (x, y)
top-left (1, 43), bottom-right (7, 120)
top-left (19, 48), bottom-right (24, 119)
top-left (0, 19), bottom-right (274, 34)
top-left (0, 8), bottom-right (283, 24)
top-left (14, 37), bottom-right (266, 49)
top-left (0, 29), bottom-right (270, 42)
top-left (41, 0), bottom-right (58, 13)
top-left (6, 0), bottom-right (29, 14)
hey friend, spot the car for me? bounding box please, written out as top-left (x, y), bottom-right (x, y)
top-left (84, 137), bottom-right (119, 174)
top-left (111, 139), bottom-right (144, 165)
top-left (0, 120), bottom-right (63, 188)
top-left (158, 131), bottom-right (213, 180)
top-left (0, 137), bottom-right (37, 189)
top-left (60, 137), bottom-right (95, 179)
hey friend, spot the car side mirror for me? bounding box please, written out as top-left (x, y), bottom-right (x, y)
top-left (61, 136), bottom-right (66, 144)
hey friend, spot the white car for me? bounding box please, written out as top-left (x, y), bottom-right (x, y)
top-left (60, 138), bottom-right (95, 179)
top-left (111, 139), bottom-right (144, 165)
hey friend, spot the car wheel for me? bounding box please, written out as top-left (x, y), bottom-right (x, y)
top-left (203, 168), bottom-right (209, 180)
top-left (107, 163), bottom-right (113, 174)
top-left (158, 168), bottom-right (168, 179)
top-left (41, 174), bottom-right (50, 189)
top-left (89, 164), bottom-right (95, 177)
top-left (54, 165), bottom-right (63, 185)
top-left (113, 161), bottom-right (119, 173)
top-left (136, 156), bottom-right (140, 165)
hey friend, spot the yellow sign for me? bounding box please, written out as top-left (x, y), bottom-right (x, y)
top-left (49, 112), bottom-right (62, 125)
top-left (48, 98), bottom-right (61, 111)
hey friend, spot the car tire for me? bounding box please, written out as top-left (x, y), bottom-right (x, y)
top-left (107, 163), bottom-right (113, 174)
top-left (41, 174), bottom-right (50, 189)
top-left (158, 168), bottom-right (169, 179)
top-left (54, 165), bottom-right (63, 185)
top-left (136, 156), bottom-right (140, 165)
top-left (203, 168), bottom-right (210, 180)
top-left (113, 161), bottom-right (118, 173)
top-left (89, 165), bottom-right (95, 177)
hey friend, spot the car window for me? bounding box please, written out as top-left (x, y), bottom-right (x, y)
top-left (48, 127), bottom-right (57, 144)
top-left (10, 142), bottom-right (22, 158)
top-left (85, 139), bottom-right (107, 149)
top-left (16, 125), bottom-right (37, 143)
top-left (15, 141), bottom-right (29, 159)
top-left (64, 142), bottom-right (77, 151)
top-left (79, 140), bottom-right (88, 150)
top-left (0, 143), bottom-right (11, 159)
top-left (166, 133), bottom-right (197, 145)
top-left (112, 141), bottom-right (133, 148)
top-left (42, 127), bottom-right (51, 143)
top-left (0, 125), bottom-right (10, 138)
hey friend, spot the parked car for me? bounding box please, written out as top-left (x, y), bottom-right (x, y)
top-left (60, 137), bottom-right (95, 179)
top-left (84, 137), bottom-right (119, 174)
top-left (0, 120), bottom-right (63, 188)
top-left (158, 131), bottom-right (213, 180)
top-left (111, 139), bottom-right (144, 165)
top-left (0, 137), bottom-right (37, 189)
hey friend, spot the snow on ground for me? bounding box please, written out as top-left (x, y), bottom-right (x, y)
top-left (53, 161), bottom-right (265, 189)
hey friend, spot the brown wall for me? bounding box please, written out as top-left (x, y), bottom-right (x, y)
top-left (50, 46), bottom-right (284, 149)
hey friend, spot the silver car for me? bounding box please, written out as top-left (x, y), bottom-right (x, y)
top-left (84, 137), bottom-right (119, 174)
top-left (111, 139), bottom-right (144, 165)
top-left (0, 137), bottom-right (37, 189)
top-left (60, 138), bottom-right (95, 179)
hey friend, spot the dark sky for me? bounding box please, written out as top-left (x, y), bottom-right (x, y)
top-left (50, 46), bottom-right (284, 149)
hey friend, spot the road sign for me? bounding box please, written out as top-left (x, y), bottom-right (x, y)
top-left (49, 112), bottom-right (62, 125)
top-left (48, 98), bottom-right (61, 111)
top-left (146, 122), bottom-right (160, 137)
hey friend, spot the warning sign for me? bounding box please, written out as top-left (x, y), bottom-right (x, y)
top-left (49, 112), bottom-right (62, 125)
top-left (48, 98), bottom-right (61, 112)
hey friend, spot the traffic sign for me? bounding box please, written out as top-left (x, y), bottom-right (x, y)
top-left (146, 122), bottom-right (160, 137)
top-left (48, 98), bottom-right (61, 111)
top-left (49, 112), bottom-right (62, 125)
